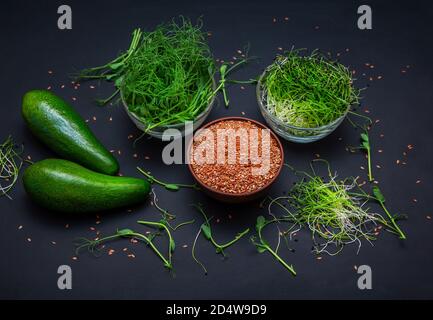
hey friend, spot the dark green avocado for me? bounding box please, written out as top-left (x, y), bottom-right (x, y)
top-left (22, 89), bottom-right (119, 175)
top-left (23, 159), bottom-right (150, 213)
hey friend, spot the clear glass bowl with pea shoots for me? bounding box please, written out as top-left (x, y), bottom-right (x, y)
top-left (257, 51), bottom-right (359, 143)
top-left (121, 78), bottom-right (217, 140)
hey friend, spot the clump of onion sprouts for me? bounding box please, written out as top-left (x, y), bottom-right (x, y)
top-left (0, 136), bottom-right (24, 200)
top-left (268, 160), bottom-right (404, 255)
top-left (261, 49), bottom-right (360, 128)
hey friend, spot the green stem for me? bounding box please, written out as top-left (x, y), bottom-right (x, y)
top-left (378, 202), bottom-right (406, 240)
top-left (137, 220), bottom-right (174, 263)
top-left (367, 147), bottom-right (373, 182)
top-left (131, 232), bottom-right (171, 268)
top-left (267, 246), bottom-right (297, 276)
top-left (217, 229), bottom-right (250, 250)
top-left (137, 167), bottom-right (198, 191)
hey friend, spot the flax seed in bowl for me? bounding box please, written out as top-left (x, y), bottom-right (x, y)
top-left (188, 117), bottom-right (284, 203)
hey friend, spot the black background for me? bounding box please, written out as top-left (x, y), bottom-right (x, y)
top-left (1, 0), bottom-right (432, 299)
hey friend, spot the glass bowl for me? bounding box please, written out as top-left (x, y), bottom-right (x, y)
top-left (256, 68), bottom-right (350, 143)
top-left (121, 78), bottom-right (216, 140)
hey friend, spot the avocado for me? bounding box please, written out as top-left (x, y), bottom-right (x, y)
top-left (22, 89), bottom-right (119, 175)
top-left (23, 159), bottom-right (150, 213)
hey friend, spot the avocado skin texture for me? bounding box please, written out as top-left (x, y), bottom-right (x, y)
top-left (22, 90), bottom-right (119, 175)
top-left (23, 159), bottom-right (150, 213)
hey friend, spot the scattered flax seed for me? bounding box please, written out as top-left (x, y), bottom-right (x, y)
top-left (72, 256), bottom-right (78, 261)
top-left (401, 69), bottom-right (407, 74)
top-left (396, 160), bottom-right (401, 164)
top-left (130, 238), bottom-right (138, 244)
top-left (90, 85), bottom-right (95, 89)
top-left (240, 86), bottom-right (245, 90)
top-left (96, 220), bottom-right (101, 225)
top-left (216, 219), bottom-right (220, 223)
top-left (380, 134), bottom-right (384, 138)
top-left (61, 84), bottom-right (65, 89)
top-left (375, 119), bottom-right (380, 124)
top-left (85, 119), bottom-right (90, 123)
top-left (314, 25), bottom-right (320, 30)
top-left (92, 116), bottom-right (97, 121)
top-left (360, 166), bottom-right (365, 170)
top-left (277, 47), bottom-right (283, 51)
top-left (109, 117), bottom-right (113, 122)
top-left (376, 165), bottom-right (381, 169)
top-left (416, 180), bottom-right (421, 184)
top-left (123, 248), bottom-right (128, 252)
top-left (228, 214), bottom-right (233, 219)
top-left (108, 249), bottom-right (115, 256)
top-left (316, 256), bottom-right (323, 260)
top-left (378, 149), bottom-right (383, 153)
top-left (369, 77), bottom-right (373, 81)
top-left (237, 50), bottom-right (242, 54)
top-left (241, 111), bottom-right (245, 115)
top-left (284, 17), bottom-right (289, 21)
top-left (89, 226), bottom-right (96, 231)
top-left (127, 253), bottom-right (136, 259)
top-left (403, 151), bottom-right (407, 156)
top-left (407, 144), bottom-right (413, 150)
top-left (354, 265), bottom-right (358, 270)
top-left (272, 18), bottom-right (277, 23)
top-left (127, 134), bottom-right (134, 140)
top-left (427, 216), bottom-right (432, 220)
top-left (51, 241), bottom-right (57, 245)
top-left (18, 225), bottom-right (23, 230)
top-left (27, 238), bottom-right (32, 242)
top-left (133, 154), bottom-right (138, 159)
top-left (144, 156), bottom-right (150, 160)
top-left (377, 75), bottom-right (383, 80)
top-left (48, 70), bottom-right (53, 74)
top-left (315, 154), bottom-right (320, 158)
top-left (47, 86), bottom-right (52, 90)
top-left (364, 109), bottom-right (370, 114)
top-left (207, 32), bottom-right (212, 37)
top-left (413, 198), bottom-right (418, 203)
top-left (65, 224), bottom-right (69, 229)
top-left (72, 97), bottom-right (77, 101)
top-left (117, 150), bottom-right (121, 156)
top-left (182, 244), bottom-right (188, 248)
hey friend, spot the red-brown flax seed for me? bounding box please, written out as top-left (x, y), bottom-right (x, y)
top-left (190, 120), bottom-right (282, 194)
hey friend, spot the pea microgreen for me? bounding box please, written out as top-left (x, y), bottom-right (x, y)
top-left (250, 215), bottom-right (297, 276)
top-left (137, 167), bottom-right (200, 191)
top-left (191, 204), bottom-right (249, 274)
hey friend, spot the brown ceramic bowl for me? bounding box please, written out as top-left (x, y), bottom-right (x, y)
top-left (187, 116), bottom-right (284, 203)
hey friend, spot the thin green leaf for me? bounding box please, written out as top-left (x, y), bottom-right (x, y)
top-left (165, 184), bottom-right (180, 191)
top-left (201, 224), bottom-right (212, 240)
top-left (372, 186), bottom-right (385, 203)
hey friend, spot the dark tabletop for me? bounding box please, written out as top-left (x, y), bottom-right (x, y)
top-left (1, 0), bottom-right (432, 299)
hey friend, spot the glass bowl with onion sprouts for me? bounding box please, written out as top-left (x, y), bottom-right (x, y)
top-left (257, 50), bottom-right (360, 143)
